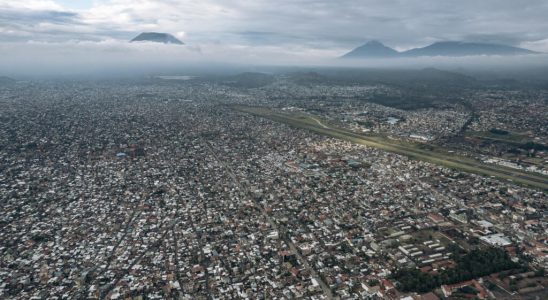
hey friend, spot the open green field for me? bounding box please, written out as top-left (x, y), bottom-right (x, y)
top-left (465, 130), bottom-right (530, 145)
top-left (233, 105), bottom-right (548, 191)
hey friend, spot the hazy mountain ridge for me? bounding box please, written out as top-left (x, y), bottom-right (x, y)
top-left (130, 32), bottom-right (184, 45)
top-left (0, 76), bottom-right (16, 84)
top-left (341, 41), bottom-right (400, 58)
top-left (342, 41), bottom-right (539, 58)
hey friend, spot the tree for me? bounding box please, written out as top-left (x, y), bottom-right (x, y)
top-left (393, 247), bottom-right (522, 293)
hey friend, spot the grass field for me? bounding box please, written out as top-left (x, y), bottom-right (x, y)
top-left (465, 131), bottom-right (530, 145)
top-left (233, 105), bottom-right (548, 191)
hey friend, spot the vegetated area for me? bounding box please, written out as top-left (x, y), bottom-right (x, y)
top-left (466, 129), bottom-right (544, 148)
top-left (392, 247), bottom-right (522, 293)
top-left (464, 128), bottom-right (548, 169)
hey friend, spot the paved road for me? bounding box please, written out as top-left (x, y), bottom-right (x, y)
top-left (309, 116), bottom-right (329, 129)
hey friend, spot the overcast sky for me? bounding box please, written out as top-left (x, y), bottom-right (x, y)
top-left (2, 0), bottom-right (548, 51)
top-left (1, 0), bottom-right (548, 75)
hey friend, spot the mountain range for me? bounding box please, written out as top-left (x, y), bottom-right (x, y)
top-left (342, 41), bottom-right (538, 59)
top-left (130, 32), bottom-right (184, 45)
top-left (0, 76), bottom-right (15, 84)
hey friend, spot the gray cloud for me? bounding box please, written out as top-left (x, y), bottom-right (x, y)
top-left (0, 9), bottom-right (78, 24)
top-left (0, 9), bottom-right (77, 39)
top-left (1, 0), bottom-right (548, 54)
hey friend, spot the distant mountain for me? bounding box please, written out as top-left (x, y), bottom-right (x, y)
top-left (402, 41), bottom-right (537, 57)
top-left (130, 32), bottom-right (184, 45)
top-left (287, 71), bottom-right (331, 85)
top-left (342, 41), bottom-right (538, 58)
top-left (0, 76), bottom-right (15, 84)
top-left (220, 72), bottom-right (275, 88)
top-left (341, 41), bottom-right (399, 58)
